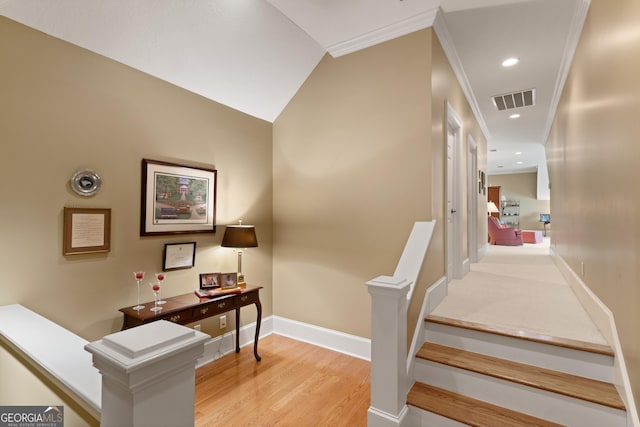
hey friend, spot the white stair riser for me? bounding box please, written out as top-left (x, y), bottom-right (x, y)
top-left (425, 322), bottom-right (614, 382)
top-left (406, 406), bottom-right (468, 427)
top-left (414, 360), bottom-right (626, 427)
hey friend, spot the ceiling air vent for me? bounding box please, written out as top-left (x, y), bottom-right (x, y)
top-left (492, 89), bottom-right (535, 111)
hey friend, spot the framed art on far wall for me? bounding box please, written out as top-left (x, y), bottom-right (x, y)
top-left (141, 159), bottom-right (217, 236)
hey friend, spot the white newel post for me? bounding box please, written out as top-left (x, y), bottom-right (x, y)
top-left (85, 320), bottom-right (209, 427)
top-left (366, 275), bottom-right (410, 427)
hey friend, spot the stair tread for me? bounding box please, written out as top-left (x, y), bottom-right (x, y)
top-left (417, 342), bottom-right (625, 410)
top-left (408, 382), bottom-right (566, 427)
top-left (425, 315), bottom-right (614, 356)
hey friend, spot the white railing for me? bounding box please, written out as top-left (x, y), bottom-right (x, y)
top-left (365, 221), bottom-right (435, 427)
top-left (0, 304), bottom-right (102, 420)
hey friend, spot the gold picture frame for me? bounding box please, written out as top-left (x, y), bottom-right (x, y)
top-left (63, 207), bottom-right (111, 255)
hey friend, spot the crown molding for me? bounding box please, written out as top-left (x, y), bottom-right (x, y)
top-left (541, 0), bottom-right (591, 146)
top-left (327, 8), bottom-right (439, 58)
top-left (433, 10), bottom-right (491, 143)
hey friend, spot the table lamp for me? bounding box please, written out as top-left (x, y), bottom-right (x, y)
top-left (221, 220), bottom-right (258, 287)
top-left (487, 201), bottom-right (500, 216)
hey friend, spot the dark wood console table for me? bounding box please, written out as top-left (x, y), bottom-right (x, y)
top-left (119, 285), bottom-right (262, 361)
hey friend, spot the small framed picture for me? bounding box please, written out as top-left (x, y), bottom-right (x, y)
top-left (220, 272), bottom-right (238, 290)
top-left (162, 242), bottom-right (196, 271)
top-left (200, 272), bottom-right (221, 289)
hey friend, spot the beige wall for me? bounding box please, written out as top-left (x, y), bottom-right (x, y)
top-left (546, 0), bottom-right (640, 409)
top-left (273, 28), bottom-right (487, 340)
top-left (0, 17), bottom-right (273, 342)
top-left (488, 173), bottom-right (551, 231)
top-left (273, 30), bottom-right (434, 338)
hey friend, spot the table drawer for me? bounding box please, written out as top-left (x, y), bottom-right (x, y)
top-left (236, 291), bottom-right (258, 307)
top-left (191, 301), bottom-right (229, 320)
top-left (161, 310), bottom-right (192, 324)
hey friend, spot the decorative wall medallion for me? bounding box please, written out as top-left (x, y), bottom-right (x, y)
top-left (70, 169), bottom-right (102, 196)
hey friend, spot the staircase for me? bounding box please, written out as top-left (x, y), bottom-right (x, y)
top-left (406, 314), bottom-right (627, 426)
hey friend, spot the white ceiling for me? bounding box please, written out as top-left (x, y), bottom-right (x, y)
top-left (0, 0), bottom-right (587, 178)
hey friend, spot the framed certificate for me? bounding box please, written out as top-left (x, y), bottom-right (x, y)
top-left (162, 242), bottom-right (196, 271)
top-left (63, 207), bottom-right (111, 255)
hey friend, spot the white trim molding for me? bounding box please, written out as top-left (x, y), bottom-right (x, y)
top-left (551, 248), bottom-right (639, 427)
top-left (433, 10), bottom-right (490, 143)
top-left (272, 315), bottom-right (371, 361)
top-left (198, 315), bottom-right (371, 367)
top-left (328, 8), bottom-right (438, 57)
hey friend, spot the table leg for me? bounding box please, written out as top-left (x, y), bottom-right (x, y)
top-left (254, 300), bottom-right (262, 361)
top-left (235, 308), bottom-right (240, 353)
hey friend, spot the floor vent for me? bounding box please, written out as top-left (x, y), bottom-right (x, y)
top-left (492, 89), bottom-right (535, 111)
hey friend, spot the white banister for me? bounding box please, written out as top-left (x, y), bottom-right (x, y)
top-left (366, 276), bottom-right (411, 427)
top-left (366, 221), bottom-right (435, 427)
top-left (393, 221), bottom-right (436, 302)
top-left (85, 320), bottom-right (209, 427)
top-left (0, 304), bottom-right (101, 419)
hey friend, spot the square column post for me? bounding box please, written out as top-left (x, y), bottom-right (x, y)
top-left (366, 275), bottom-right (410, 427)
top-left (85, 320), bottom-right (209, 427)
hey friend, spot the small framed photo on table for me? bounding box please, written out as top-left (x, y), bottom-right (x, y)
top-left (220, 273), bottom-right (238, 290)
top-left (199, 273), bottom-right (221, 289)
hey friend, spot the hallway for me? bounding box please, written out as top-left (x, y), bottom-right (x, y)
top-left (431, 239), bottom-right (608, 347)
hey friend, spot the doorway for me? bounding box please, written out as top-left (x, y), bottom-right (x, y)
top-left (467, 134), bottom-right (478, 263)
top-left (446, 101), bottom-right (463, 281)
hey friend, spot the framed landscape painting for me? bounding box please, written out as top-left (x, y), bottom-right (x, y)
top-left (141, 159), bottom-right (217, 236)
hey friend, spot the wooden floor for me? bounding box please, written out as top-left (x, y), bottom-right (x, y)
top-left (194, 334), bottom-right (370, 426)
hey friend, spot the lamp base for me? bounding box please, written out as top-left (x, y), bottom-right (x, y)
top-left (237, 273), bottom-right (246, 288)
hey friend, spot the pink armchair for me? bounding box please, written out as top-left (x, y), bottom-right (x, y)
top-left (488, 216), bottom-right (523, 246)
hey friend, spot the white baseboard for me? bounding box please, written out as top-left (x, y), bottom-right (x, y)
top-left (462, 258), bottom-right (471, 276)
top-left (479, 242), bottom-right (489, 259)
top-left (196, 316), bottom-right (275, 368)
top-left (550, 249), bottom-right (639, 427)
top-left (272, 315), bottom-right (371, 361)
top-left (197, 315), bottom-right (370, 366)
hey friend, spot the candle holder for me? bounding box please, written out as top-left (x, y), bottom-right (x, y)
top-left (155, 272), bottom-right (167, 304)
top-left (149, 282), bottom-right (162, 312)
top-left (132, 272), bottom-right (145, 311)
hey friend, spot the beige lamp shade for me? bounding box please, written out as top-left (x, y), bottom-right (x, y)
top-left (487, 202), bottom-right (500, 214)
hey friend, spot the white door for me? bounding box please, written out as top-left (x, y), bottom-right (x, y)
top-left (446, 101), bottom-right (463, 281)
top-left (446, 128), bottom-right (455, 280)
top-left (467, 135), bottom-right (478, 263)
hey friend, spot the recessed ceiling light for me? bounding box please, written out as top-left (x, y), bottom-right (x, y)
top-left (515, 151), bottom-right (522, 155)
top-left (502, 57), bottom-right (519, 67)
top-left (516, 161), bottom-right (523, 165)
top-left (509, 114), bottom-right (520, 119)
